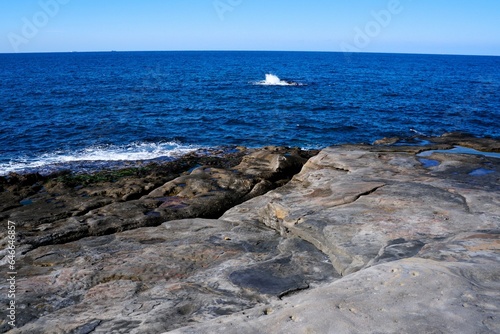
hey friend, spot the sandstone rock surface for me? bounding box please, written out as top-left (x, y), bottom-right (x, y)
top-left (222, 144), bottom-right (499, 275)
top-left (174, 142), bottom-right (499, 333)
top-left (1, 137), bottom-right (499, 333)
top-left (2, 218), bottom-right (335, 333)
top-left (171, 258), bottom-right (499, 334)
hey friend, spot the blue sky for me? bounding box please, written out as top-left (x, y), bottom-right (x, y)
top-left (1, 0), bottom-right (499, 55)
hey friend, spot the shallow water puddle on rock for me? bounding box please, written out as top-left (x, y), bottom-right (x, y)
top-left (418, 146), bottom-right (500, 159)
top-left (469, 168), bottom-right (495, 176)
top-left (418, 158), bottom-right (440, 168)
top-left (20, 198), bottom-right (33, 206)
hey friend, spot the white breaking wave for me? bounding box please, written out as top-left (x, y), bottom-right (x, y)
top-left (254, 74), bottom-right (303, 86)
top-left (0, 141), bottom-right (200, 175)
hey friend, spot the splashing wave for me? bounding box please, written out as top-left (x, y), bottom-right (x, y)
top-left (254, 74), bottom-right (304, 86)
top-left (0, 141), bottom-right (201, 175)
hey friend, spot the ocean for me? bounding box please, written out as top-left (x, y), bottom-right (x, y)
top-left (1, 51), bottom-right (499, 175)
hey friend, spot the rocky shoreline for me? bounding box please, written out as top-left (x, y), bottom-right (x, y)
top-left (1, 134), bottom-right (499, 333)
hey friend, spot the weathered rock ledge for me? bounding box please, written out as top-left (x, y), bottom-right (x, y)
top-left (0, 146), bottom-right (315, 253)
top-left (1, 136), bottom-right (499, 333)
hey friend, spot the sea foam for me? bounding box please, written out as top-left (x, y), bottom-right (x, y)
top-left (0, 141), bottom-right (200, 175)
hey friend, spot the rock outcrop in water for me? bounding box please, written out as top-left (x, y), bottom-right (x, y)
top-left (0, 136), bottom-right (499, 333)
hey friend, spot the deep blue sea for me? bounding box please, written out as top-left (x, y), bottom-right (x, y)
top-left (1, 51), bottom-right (499, 175)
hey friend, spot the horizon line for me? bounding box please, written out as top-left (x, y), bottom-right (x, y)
top-left (0, 49), bottom-right (499, 57)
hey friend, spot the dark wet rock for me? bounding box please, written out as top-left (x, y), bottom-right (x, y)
top-left (228, 257), bottom-right (310, 297)
top-left (429, 132), bottom-right (500, 152)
